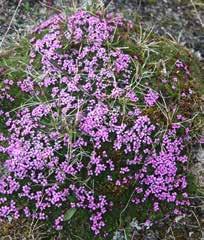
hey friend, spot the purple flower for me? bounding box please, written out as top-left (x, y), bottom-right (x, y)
top-left (0, 9), bottom-right (193, 237)
top-left (144, 89), bottom-right (159, 106)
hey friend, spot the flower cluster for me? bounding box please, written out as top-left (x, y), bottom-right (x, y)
top-left (144, 89), bottom-right (159, 107)
top-left (0, 10), bottom-right (193, 237)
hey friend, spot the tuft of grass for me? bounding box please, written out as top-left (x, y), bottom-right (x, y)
top-left (0, 218), bottom-right (47, 240)
top-left (0, 37), bottom-right (30, 80)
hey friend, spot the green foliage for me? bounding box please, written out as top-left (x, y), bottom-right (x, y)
top-left (64, 208), bottom-right (77, 221)
top-left (0, 38), bottom-right (30, 79)
top-left (187, 173), bottom-right (198, 195)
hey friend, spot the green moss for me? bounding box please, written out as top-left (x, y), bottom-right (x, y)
top-left (147, 0), bottom-right (157, 4)
top-left (0, 37), bottom-right (31, 109)
top-left (187, 173), bottom-right (198, 195)
top-left (0, 37), bottom-right (30, 80)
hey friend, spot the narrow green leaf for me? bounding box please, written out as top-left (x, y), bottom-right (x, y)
top-left (64, 208), bottom-right (77, 221)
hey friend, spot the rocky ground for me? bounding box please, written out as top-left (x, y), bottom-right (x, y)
top-left (0, 0), bottom-right (203, 239)
top-left (115, 0), bottom-right (204, 61)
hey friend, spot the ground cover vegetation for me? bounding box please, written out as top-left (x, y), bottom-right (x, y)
top-left (0, 3), bottom-right (203, 239)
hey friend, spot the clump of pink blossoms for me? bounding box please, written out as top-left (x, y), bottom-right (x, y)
top-left (0, 10), bottom-right (193, 237)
